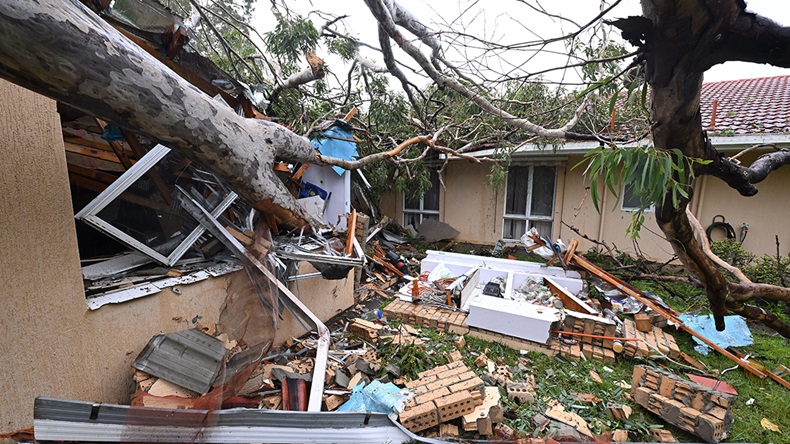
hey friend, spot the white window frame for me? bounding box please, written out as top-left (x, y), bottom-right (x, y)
top-left (403, 171), bottom-right (440, 225)
top-left (74, 145), bottom-right (237, 266)
top-left (621, 183), bottom-right (656, 213)
top-left (502, 165), bottom-right (557, 240)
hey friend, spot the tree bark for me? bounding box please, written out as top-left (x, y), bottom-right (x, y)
top-left (0, 0), bottom-right (321, 227)
top-left (622, 0), bottom-right (790, 336)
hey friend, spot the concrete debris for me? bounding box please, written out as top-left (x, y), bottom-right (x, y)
top-left (416, 219), bottom-right (459, 242)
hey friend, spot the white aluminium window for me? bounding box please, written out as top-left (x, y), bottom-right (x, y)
top-left (621, 183), bottom-right (655, 212)
top-left (502, 165), bottom-right (556, 240)
top-left (403, 170), bottom-right (440, 226)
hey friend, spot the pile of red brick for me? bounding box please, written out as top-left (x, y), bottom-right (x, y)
top-left (399, 361), bottom-right (486, 433)
top-left (632, 365), bottom-right (734, 443)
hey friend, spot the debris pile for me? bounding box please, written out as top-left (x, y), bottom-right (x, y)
top-left (632, 365), bottom-right (734, 443)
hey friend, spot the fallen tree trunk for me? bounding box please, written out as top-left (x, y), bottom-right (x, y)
top-left (622, 0), bottom-right (790, 337)
top-left (0, 0), bottom-right (321, 227)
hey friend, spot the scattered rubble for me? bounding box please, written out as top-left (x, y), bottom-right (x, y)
top-left (30, 219), bottom-right (790, 443)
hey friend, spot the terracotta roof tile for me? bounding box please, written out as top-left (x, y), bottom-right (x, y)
top-left (701, 75), bottom-right (790, 135)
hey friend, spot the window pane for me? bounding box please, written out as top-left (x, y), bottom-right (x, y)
top-left (404, 193), bottom-right (420, 210)
top-left (505, 166), bottom-right (529, 215)
top-left (404, 212), bottom-right (421, 227)
top-left (530, 220), bottom-right (552, 239)
top-left (530, 166), bottom-right (555, 217)
top-left (422, 170), bottom-right (440, 211)
top-left (622, 183), bottom-right (642, 209)
top-left (503, 218), bottom-right (527, 240)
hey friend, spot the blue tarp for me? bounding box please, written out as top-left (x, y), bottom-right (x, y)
top-left (335, 380), bottom-right (408, 416)
top-left (678, 313), bottom-right (754, 355)
top-left (311, 120), bottom-right (357, 175)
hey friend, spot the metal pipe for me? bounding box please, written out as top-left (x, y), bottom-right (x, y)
top-left (176, 188), bottom-right (330, 411)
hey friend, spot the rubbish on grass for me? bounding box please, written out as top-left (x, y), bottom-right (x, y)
top-left (544, 399), bottom-right (593, 438)
top-left (677, 313), bottom-right (754, 355)
top-left (760, 417), bottom-right (781, 433)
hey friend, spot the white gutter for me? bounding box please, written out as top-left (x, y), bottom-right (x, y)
top-left (454, 133), bottom-right (790, 159)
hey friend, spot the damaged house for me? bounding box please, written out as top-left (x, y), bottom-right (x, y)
top-left (381, 75), bottom-right (790, 261)
top-left (0, 1), bottom-right (358, 436)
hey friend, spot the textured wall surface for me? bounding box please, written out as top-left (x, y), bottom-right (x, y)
top-left (0, 80), bottom-right (226, 433)
top-left (0, 80), bottom-right (356, 434)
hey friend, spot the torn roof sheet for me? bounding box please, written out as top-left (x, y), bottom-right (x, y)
top-left (132, 329), bottom-right (227, 394)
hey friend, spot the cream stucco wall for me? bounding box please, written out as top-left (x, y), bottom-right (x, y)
top-left (0, 80), bottom-right (232, 433)
top-left (693, 152), bottom-right (790, 257)
top-left (0, 80), bottom-right (355, 434)
top-left (559, 154), bottom-right (674, 261)
top-left (381, 150), bottom-right (790, 261)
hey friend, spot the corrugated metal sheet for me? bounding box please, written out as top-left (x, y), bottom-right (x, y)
top-left (34, 398), bottom-right (433, 444)
top-left (132, 329), bottom-right (226, 394)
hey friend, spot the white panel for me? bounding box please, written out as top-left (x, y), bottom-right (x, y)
top-left (302, 166), bottom-right (351, 226)
top-left (466, 295), bottom-right (559, 344)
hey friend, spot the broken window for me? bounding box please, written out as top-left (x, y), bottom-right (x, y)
top-left (621, 183), bottom-right (655, 212)
top-left (75, 145), bottom-right (238, 266)
top-left (502, 165), bottom-right (556, 240)
top-left (403, 169), bottom-right (440, 226)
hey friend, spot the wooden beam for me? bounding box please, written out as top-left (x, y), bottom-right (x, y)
top-left (67, 163), bottom-right (120, 185)
top-left (64, 141), bottom-right (134, 164)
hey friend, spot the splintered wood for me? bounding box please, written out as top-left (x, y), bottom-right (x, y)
top-left (621, 319), bottom-right (681, 359)
top-left (399, 361), bottom-right (486, 433)
top-left (632, 365), bottom-right (734, 443)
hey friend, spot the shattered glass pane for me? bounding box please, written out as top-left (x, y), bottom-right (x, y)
top-left (94, 150), bottom-right (230, 260)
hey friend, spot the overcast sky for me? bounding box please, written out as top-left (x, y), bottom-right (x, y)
top-left (254, 0), bottom-right (790, 85)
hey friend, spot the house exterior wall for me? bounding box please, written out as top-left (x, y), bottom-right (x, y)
top-left (693, 153), bottom-right (790, 257)
top-left (0, 80), bottom-right (229, 433)
top-left (0, 80), bottom-right (355, 434)
top-left (558, 154), bottom-right (673, 261)
top-left (381, 150), bottom-right (790, 261)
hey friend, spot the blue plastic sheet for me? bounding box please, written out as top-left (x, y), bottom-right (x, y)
top-left (335, 380), bottom-right (408, 416)
top-left (678, 313), bottom-right (754, 355)
top-left (311, 120), bottom-right (357, 175)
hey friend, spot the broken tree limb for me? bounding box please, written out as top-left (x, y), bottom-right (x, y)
top-left (266, 51), bottom-right (326, 112)
top-left (526, 234), bottom-right (789, 389)
top-left (0, 0), bottom-right (323, 227)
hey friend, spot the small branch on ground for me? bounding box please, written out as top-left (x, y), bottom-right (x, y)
top-left (561, 221), bottom-right (624, 267)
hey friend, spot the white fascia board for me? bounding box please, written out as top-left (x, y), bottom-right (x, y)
top-left (451, 133), bottom-right (790, 160)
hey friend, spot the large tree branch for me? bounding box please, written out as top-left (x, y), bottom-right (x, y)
top-left (727, 301), bottom-right (790, 338)
top-left (0, 0), bottom-right (320, 226)
top-left (266, 51), bottom-right (326, 112)
top-left (363, 0), bottom-right (600, 141)
top-left (706, 9), bottom-right (790, 70)
top-left (703, 145), bottom-right (790, 196)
